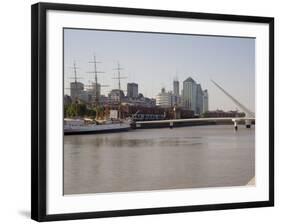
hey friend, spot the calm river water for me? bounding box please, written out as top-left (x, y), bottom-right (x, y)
top-left (64, 125), bottom-right (255, 195)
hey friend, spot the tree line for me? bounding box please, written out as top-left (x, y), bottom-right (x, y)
top-left (64, 103), bottom-right (96, 118)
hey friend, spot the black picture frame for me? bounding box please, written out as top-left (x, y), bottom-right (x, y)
top-left (31, 2), bottom-right (274, 222)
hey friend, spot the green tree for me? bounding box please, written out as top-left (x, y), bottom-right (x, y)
top-left (64, 103), bottom-right (100, 118)
top-left (76, 104), bottom-right (87, 116)
top-left (87, 108), bottom-right (96, 118)
top-left (65, 104), bottom-right (77, 117)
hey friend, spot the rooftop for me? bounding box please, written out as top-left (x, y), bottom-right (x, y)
top-left (184, 77), bottom-right (196, 83)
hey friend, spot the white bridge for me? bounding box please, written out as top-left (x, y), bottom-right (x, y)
top-left (135, 117), bottom-right (254, 128)
top-left (135, 80), bottom-right (255, 129)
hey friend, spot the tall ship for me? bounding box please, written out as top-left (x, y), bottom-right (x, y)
top-left (64, 58), bottom-right (131, 135)
top-left (64, 118), bottom-right (131, 135)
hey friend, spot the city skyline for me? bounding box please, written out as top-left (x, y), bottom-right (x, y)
top-left (64, 28), bottom-right (255, 111)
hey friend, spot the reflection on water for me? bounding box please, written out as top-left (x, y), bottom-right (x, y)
top-left (64, 125), bottom-right (255, 195)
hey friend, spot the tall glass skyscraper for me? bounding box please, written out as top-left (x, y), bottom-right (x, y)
top-left (182, 77), bottom-right (197, 112)
top-left (182, 77), bottom-right (207, 114)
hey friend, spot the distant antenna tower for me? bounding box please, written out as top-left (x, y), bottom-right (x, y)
top-left (174, 69), bottom-right (179, 81)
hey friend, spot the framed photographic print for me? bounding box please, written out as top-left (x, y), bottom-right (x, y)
top-left (31, 2), bottom-right (274, 222)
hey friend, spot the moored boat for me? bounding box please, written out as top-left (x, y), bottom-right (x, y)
top-left (64, 118), bottom-right (131, 135)
top-left (64, 59), bottom-right (132, 135)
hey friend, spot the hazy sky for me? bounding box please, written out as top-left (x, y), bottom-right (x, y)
top-left (64, 28), bottom-right (255, 112)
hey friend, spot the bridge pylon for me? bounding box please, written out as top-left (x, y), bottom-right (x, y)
top-left (211, 80), bottom-right (255, 128)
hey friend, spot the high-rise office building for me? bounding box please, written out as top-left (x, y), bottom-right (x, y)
top-left (196, 84), bottom-right (203, 114)
top-left (181, 77), bottom-right (207, 115)
top-left (173, 80), bottom-right (179, 96)
top-left (156, 88), bottom-right (172, 108)
top-left (70, 81), bottom-right (84, 100)
top-left (173, 79), bottom-right (180, 106)
top-left (86, 82), bottom-right (101, 99)
top-left (182, 77), bottom-right (197, 111)
top-left (127, 83), bottom-right (138, 98)
top-left (203, 89), bottom-right (209, 113)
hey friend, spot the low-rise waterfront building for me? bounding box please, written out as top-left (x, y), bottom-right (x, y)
top-left (108, 89), bottom-right (125, 102)
top-left (203, 110), bottom-right (245, 118)
top-left (64, 95), bottom-right (72, 105)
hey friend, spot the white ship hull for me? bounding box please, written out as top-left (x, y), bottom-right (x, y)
top-left (64, 122), bottom-right (131, 135)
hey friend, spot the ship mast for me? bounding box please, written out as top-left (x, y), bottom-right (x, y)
top-left (73, 61), bottom-right (78, 83)
top-left (67, 61), bottom-right (83, 117)
top-left (87, 55), bottom-right (109, 119)
top-left (68, 61), bottom-right (84, 100)
top-left (88, 55), bottom-right (105, 106)
top-left (69, 61), bottom-right (80, 99)
top-left (113, 62), bottom-right (127, 119)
